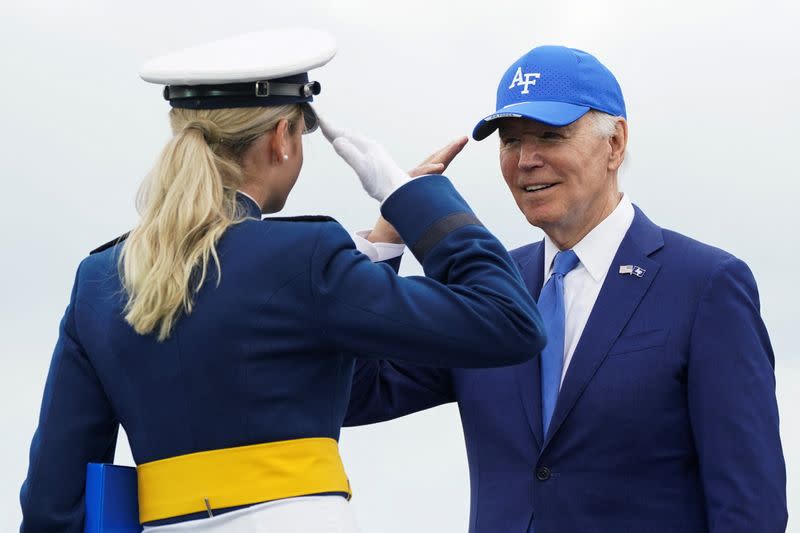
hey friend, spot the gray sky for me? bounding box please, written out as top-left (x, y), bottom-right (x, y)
top-left (1, 0), bottom-right (798, 530)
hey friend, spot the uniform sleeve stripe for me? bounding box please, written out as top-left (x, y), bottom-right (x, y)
top-left (412, 212), bottom-right (483, 261)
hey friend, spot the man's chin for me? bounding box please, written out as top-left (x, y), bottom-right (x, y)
top-left (521, 209), bottom-right (558, 231)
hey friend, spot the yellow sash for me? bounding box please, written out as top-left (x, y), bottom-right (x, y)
top-left (137, 437), bottom-right (350, 523)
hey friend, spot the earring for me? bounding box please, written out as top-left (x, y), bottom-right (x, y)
top-left (282, 154), bottom-right (289, 161)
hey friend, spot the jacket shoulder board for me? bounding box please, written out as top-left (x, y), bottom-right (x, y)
top-left (90, 231), bottom-right (130, 255)
top-left (263, 215), bottom-right (337, 223)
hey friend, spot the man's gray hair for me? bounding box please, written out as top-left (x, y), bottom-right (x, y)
top-left (588, 110), bottom-right (622, 138)
top-left (587, 110), bottom-right (629, 170)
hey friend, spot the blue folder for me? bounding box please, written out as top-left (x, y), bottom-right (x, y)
top-left (84, 463), bottom-right (142, 533)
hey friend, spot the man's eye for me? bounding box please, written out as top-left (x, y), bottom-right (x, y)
top-left (501, 137), bottom-right (520, 146)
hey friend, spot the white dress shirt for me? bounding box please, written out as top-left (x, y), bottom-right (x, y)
top-left (351, 230), bottom-right (406, 262)
top-left (543, 194), bottom-right (634, 386)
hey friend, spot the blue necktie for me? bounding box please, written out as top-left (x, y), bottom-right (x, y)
top-left (538, 249), bottom-right (580, 436)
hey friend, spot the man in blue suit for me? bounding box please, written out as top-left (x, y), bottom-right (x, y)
top-left (345, 45), bottom-right (787, 532)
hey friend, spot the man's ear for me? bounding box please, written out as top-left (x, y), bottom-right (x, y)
top-left (269, 118), bottom-right (289, 164)
top-left (608, 118), bottom-right (628, 171)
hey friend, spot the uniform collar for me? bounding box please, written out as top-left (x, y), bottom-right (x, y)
top-left (236, 190), bottom-right (263, 219)
top-left (543, 193), bottom-right (635, 283)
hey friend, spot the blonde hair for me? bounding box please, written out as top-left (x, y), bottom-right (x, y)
top-left (120, 104), bottom-right (303, 341)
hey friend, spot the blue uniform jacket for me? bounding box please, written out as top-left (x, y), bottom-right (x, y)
top-left (345, 206), bottom-right (787, 533)
top-left (20, 175), bottom-right (546, 532)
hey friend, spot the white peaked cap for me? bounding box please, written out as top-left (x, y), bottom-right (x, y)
top-left (140, 28), bottom-right (337, 86)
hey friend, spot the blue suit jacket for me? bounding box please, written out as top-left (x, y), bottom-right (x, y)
top-left (345, 206), bottom-right (787, 533)
top-left (19, 175), bottom-right (546, 532)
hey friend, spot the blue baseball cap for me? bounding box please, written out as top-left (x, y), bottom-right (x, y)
top-left (472, 46), bottom-right (626, 141)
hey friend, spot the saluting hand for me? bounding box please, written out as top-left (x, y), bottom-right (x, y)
top-left (408, 135), bottom-right (468, 178)
top-left (318, 115), bottom-right (410, 202)
top-left (368, 136), bottom-right (470, 244)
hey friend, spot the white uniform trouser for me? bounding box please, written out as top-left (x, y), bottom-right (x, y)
top-left (142, 495), bottom-right (359, 533)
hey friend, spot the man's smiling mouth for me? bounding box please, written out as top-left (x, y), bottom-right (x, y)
top-left (524, 183), bottom-right (556, 192)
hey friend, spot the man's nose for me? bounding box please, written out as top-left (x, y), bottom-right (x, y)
top-left (518, 139), bottom-right (544, 169)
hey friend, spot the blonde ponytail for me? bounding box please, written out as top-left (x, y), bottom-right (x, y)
top-left (121, 105), bottom-right (303, 340)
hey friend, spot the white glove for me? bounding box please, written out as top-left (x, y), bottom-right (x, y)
top-left (318, 116), bottom-right (411, 202)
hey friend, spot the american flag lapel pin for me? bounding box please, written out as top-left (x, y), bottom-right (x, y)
top-left (619, 265), bottom-right (646, 277)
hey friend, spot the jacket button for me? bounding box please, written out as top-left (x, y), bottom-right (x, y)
top-left (536, 466), bottom-right (551, 481)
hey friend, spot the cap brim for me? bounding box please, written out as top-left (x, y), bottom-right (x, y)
top-left (472, 101), bottom-right (591, 141)
top-left (302, 103), bottom-right (318, 134)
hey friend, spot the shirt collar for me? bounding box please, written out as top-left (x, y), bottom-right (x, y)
top-left (543, 194), bottom-right (635, 283)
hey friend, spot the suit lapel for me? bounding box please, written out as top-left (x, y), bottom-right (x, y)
top-left (513, 242), bottom-right (546, 449)
top-left (543, 207), bottom-right (664, 449)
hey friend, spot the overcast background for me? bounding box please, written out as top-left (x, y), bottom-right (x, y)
top-left (1, 0), bottom-right (798, 531)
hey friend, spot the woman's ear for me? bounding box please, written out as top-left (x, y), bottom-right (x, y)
top-left (269, 118), bottom-right (289, 164)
